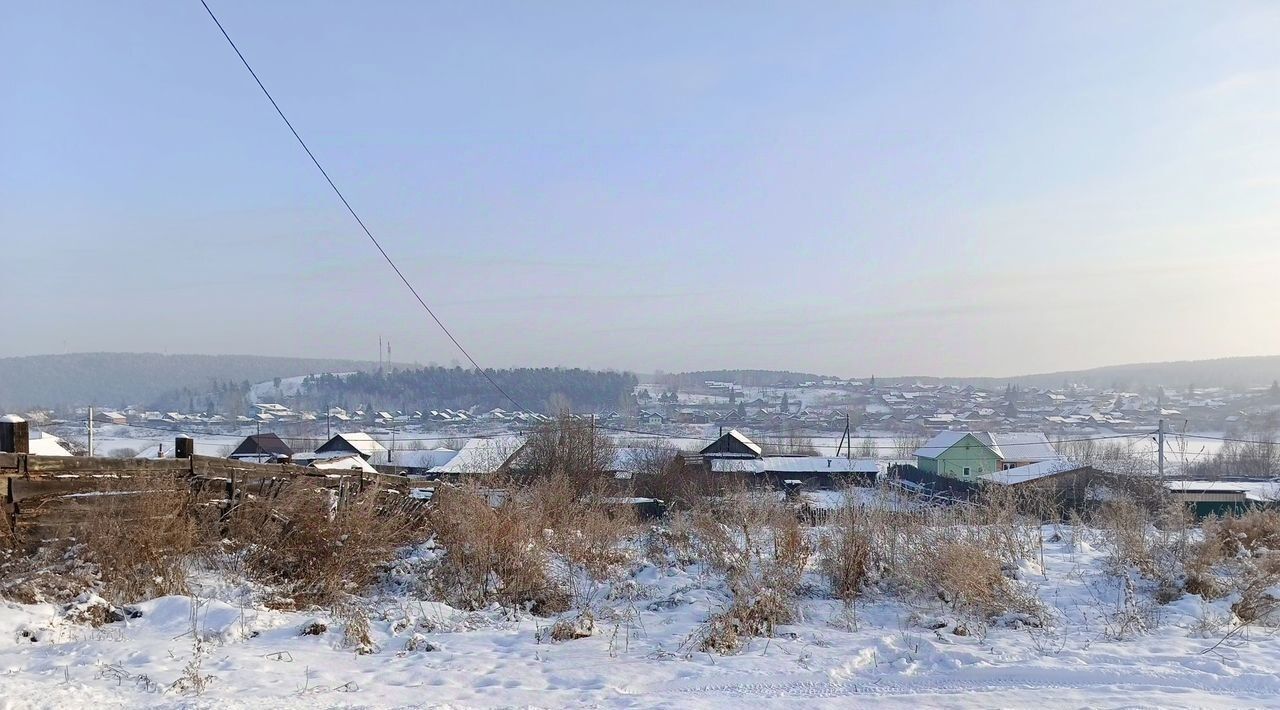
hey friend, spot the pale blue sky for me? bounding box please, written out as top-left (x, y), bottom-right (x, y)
top-left (3, 1), bottom-right (1279, 377)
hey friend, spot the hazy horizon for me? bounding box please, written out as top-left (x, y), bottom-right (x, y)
top-left (5, 2), bottom-right (1280, 377)
top-left (7, 350), bottom-right (1280, 385)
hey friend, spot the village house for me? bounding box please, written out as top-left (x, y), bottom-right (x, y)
top-left (227, 433), bottom-right (294, 463)
top-left (913, 431), bottom-right (1060, 480)
top-left (307, 432), bottom-right (388, 464)
top-left (684, 430), bottom-right (877, 488)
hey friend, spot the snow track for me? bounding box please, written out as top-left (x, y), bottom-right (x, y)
top-left (643, 665), bottom-right (1280, 703)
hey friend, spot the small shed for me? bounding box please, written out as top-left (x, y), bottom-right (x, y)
top-left (1166, 480), bottom-right (1280, 519)
top-left (228, 433), bottom-right (294, 463)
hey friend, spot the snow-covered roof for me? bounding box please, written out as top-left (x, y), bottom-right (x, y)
top-left (1166, 480), bottom-right (1280, 503)
top-left (29, 430), bottom-right (72, 457)
top-left (913, 431), bottom-right (1057, 463)
top-left (711, 456), bottom-right (878, 474)
top-left (395, 447), bottom-right (458, 470)
top-left (985, 433), bottom-right (1058, 462)
top-left (322, 432), bottom-right (387, 457)
top-left (310, 454), bottom-right (378, 475)
top-left (431, 436), bottom-right (524, 475)
top-left (913, 431), bottom-right (970, 459)
top-left (984, 458), bottom-right (1076, 485)
top-left (700, 429), bottom-right (763, 458)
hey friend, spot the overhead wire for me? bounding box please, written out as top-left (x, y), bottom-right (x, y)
top-left (197, 0), bottom-right (527, 415)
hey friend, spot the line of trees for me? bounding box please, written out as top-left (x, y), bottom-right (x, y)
top-left (295, 367), bottom-right (638, 414)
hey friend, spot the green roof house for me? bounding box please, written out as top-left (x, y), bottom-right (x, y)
top-left (913, 431), bottom-right (1059, 481)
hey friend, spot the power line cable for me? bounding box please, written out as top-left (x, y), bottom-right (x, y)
top-left (197, 0), bottom-right (527, 414)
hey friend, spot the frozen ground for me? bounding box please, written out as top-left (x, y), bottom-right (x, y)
top-left (2, 526), bottom-right (1277, 709)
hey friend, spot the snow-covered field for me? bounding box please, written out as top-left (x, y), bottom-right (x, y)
top-left (3, 524), bottom-right (1277, 709)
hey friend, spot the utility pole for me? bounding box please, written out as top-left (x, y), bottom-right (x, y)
top-left (87, 406), bottom-right (94, 457)
top-left (326, 404), bottom-right (331, 439)
top-left (1157, 418), bottom-right (1166, 479)
top-left (839, 414), bottom-right (849, 463)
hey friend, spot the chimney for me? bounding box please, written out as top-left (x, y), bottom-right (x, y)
top-left (0, 415), bottom-right (30, 454)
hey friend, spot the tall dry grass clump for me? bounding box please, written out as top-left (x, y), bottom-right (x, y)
top-left (228, 483), bottom-right (427, 608)
top-left (908, 540), bottom-right (1040, 621)
top-left (1195, 509), bottom-right (1280, 623)
top-left (687, 487), bottom-right (813, 653)
top-left (1093, 497), bottom-right (1200, 604)
top-left (424, 474), bottom-right (637, 614)
top-left (817, 484), bottom-right (1045, 627)
top-left (78, 472), bottom-right (203, 604)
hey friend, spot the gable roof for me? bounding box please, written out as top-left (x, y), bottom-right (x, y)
top-left (913, 431), bottom-right (976, 459)
top-left (913, 431), bottom-right (1057, 463)
top-left (316, 432), bottom-right (387, 458)
top-left (229, 433), bottom-right (294, 459)
top-left (395, 447), bottom-right (459, 470)
top-left (29, 430), bottom-right (73, 457)
top-left (432, 436), bottom-right (525, 475)
top-left (700, 429), bottom-right (763, 458)
top-left (984, 432), bottom-right (1058, 462)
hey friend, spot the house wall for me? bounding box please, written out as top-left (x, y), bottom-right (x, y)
top-left (935, 435), bottom-right (1001, 480)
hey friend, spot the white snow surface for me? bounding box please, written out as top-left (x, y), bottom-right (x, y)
top-left (3, 525), bottom-right (1280, 708)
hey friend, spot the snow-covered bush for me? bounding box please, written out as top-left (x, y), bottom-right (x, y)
top-left (687, 487), bottom-right (813, 653)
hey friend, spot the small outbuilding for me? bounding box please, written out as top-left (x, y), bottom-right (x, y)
top-left (228, 433), bottom-right (294, 463)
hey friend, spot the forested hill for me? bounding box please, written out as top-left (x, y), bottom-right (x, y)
top-left (296, 367), bottom-right (638, 413)
top-left (0, 353), bottom-right (381, 410)
top-left (897, 355), bottom-right (1280, 391)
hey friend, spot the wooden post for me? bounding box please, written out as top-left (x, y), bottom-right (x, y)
top-left (221, 472), bottom-right (236, 534)
top-left (2, 477), bottom-right (15, 538)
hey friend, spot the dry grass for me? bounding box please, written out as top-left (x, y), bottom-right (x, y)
top-left (686, 487), bottom-right (813, 653)
top-left (1206, 509), bottom-right (1280, 557)
top-left (424, 474), bottom-right (638, 614)
top-left (911, 540), bottom-right (1037, 620)
top-left (78, 474), bottom-right (204, 604)
top-left (227, 483), bottom-right (427, 609)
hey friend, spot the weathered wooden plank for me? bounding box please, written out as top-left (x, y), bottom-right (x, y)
top-left (14, 490), bottom-right (190, 531)
top-left (23, 455), bottom-right (191, 474)
top-left (0, 452), bottom-right (21, 471)
top-left (9, 476), bottom-right (183, 502)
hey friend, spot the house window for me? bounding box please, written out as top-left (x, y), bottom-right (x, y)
top-left (962, 467), bottom-right (971, 477)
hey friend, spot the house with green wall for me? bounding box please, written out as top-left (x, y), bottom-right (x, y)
top-left (913, 431), bottom-right (1060, 481)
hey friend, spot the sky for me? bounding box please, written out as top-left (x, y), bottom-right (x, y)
top-left (3, 1), bottom-right (1280, 378)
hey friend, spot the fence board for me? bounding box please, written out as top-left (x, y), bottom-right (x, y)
top-left (0, 452), bottom-right (411, 545)
top-left (23, 455), bottom-right (191, 475)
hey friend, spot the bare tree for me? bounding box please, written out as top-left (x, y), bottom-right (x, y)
top-left (760, 426), bottom-right (819, 456)
top-left (620, 437), bottom-right (679, 478)
top-left (893, 434), bottom-right (925, 459)
top-left (519, 413), bottom-right (616, 491)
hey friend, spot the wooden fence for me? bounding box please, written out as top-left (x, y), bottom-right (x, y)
top-left (1, 453), bottom-right (413, 545)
